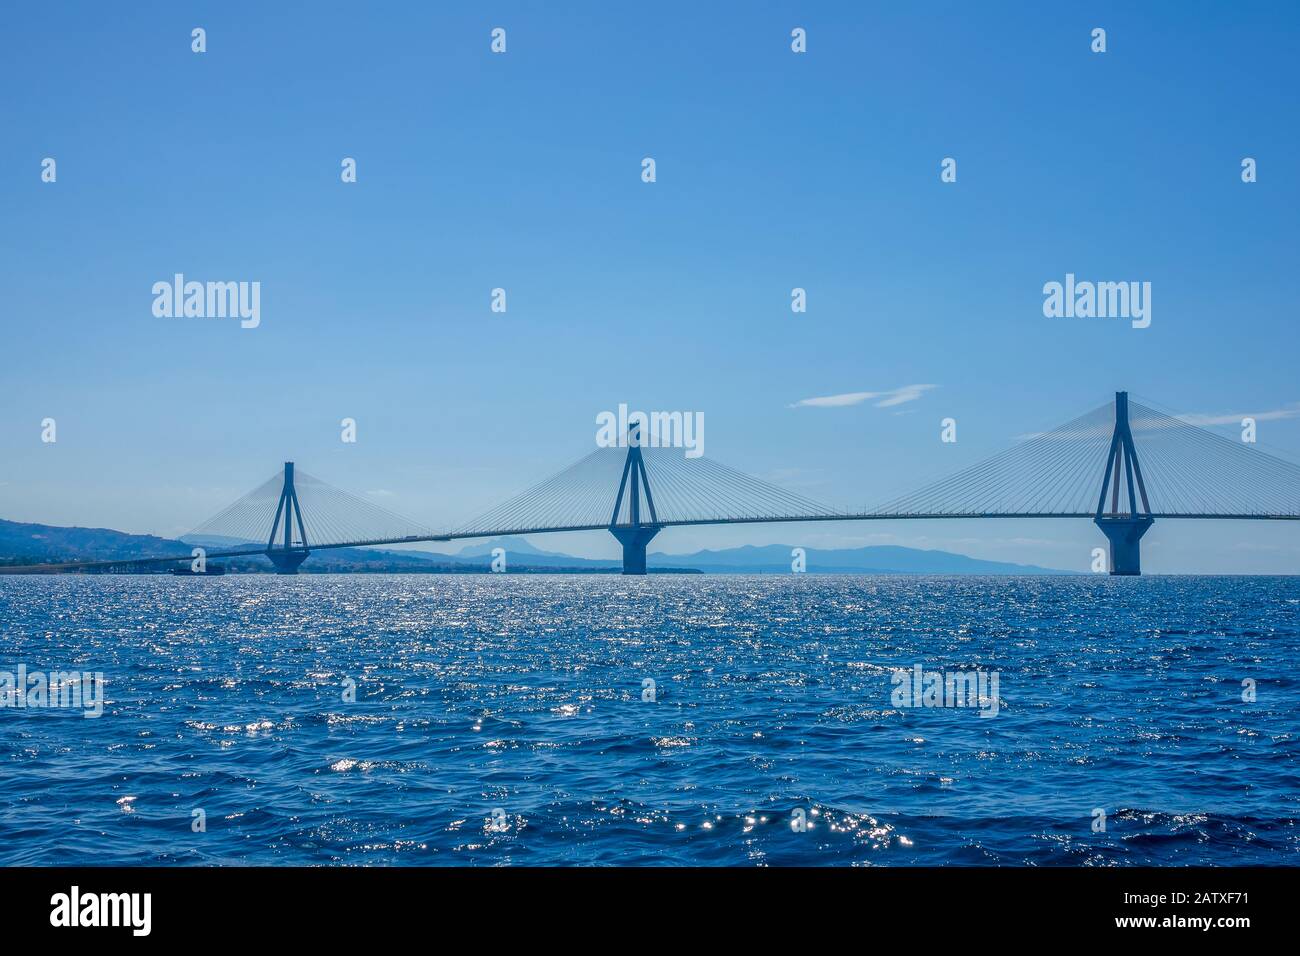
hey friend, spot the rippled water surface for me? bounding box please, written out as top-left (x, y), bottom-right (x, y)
top-left (1, 574), bottom-right (1296, 865)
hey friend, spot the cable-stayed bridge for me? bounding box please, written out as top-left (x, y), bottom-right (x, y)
top-left (7, 392), bottom-right (1300, 576)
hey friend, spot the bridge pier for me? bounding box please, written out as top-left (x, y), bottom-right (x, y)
top-left (608, 421), bottom-right (662, 576)
top-left (611, 526), bottom-right (660, 575)
top-left (1094, 516), bottom-right (1153, 576)
top-left (267, 549), bottom-right (310, 575)
top-left (266, 461), bottom-right (311, 574)
top-left (1093, 393), bottom-right (1154, 576)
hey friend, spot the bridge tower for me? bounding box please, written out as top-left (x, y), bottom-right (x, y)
top-left (1094, 392), bottom-right (1153, 575)
top-left (266, 461), bottom-right (311, 574)
top-left (608, 423), bottom-right (662, 575)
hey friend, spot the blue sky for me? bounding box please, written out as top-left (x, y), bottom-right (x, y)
top-left (2, 1), bottom-right (1298, 571)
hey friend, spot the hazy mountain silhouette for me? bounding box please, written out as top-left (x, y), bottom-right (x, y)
top-left (1, 522), bottom-right (1069, 574)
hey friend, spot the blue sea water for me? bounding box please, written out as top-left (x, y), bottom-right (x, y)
top-left (0, 574), bottom-right (1296, 866)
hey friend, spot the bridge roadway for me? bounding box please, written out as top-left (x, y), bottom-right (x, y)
top-left (4, 510), bottom-right (1293, 575)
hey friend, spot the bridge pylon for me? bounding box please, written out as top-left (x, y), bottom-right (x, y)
top-left (608, 423), bottom-right (662, 575)
top-left (1094, 392), bottom-right (1154, 575)
top-left (266, 461), bottom-right (311, 574)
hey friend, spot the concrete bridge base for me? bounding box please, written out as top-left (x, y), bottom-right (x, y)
top-left (610, 526), bottom-right (660, 575)
top-left (1094, 517), bottom-right (1153, 576)
top-left (267, 549), bottom-right (310, 574)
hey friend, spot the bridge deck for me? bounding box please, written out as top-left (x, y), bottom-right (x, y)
top-left (3, 511), bottom-right (1295, 573)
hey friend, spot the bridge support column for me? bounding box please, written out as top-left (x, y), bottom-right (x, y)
top-left (608, 421), bottom-right (662, 575)
top-left (267, 549), bottom-right (310, 575)
top-left (610, 526), bottom-right (660, 575)
top-left (266, 461), bottom-right (311, 574)
top-left (1093, 393), bottom-right (1154, 576)
top-left (1094, 516), bottom-right (1153, 576)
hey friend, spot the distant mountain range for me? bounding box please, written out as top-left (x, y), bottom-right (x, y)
top-left (649, 543), bottom-right (1068, 574)
top-left (0, 519), bottom-right (187, 564)
top-left (0, 519), bottom-right (1070, 574)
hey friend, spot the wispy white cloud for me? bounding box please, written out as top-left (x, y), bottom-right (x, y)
top-left (876, 384), bottom-right (936, 407)
top-left (1177, 404), bottom-right (1300, 427)
top-left (789, 384), bottom-right (936, 410)
top-left (791, 391), bottom-right (878, 408)
top-left (365, 489), bottom-right (395, 498)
